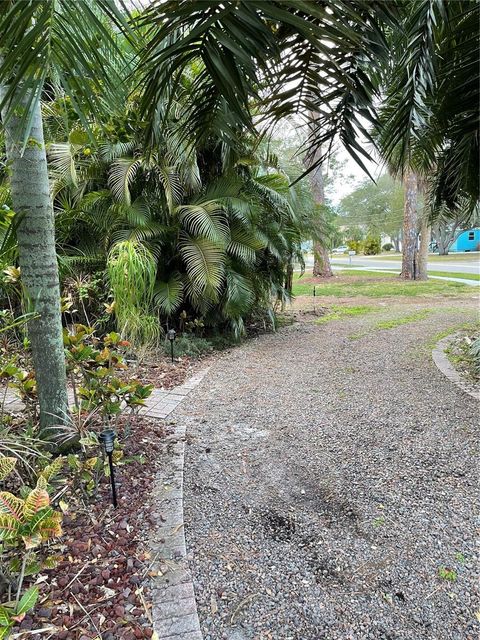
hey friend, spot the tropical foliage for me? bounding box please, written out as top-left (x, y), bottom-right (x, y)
top-left (39, 98), bottom-right (308, 342)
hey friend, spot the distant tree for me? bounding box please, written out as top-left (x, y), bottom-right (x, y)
top-left (338, 174), bottom-right (404, 249)
top-left (303, 141), bottom-right (333, 278)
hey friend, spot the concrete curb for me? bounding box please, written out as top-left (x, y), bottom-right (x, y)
top-left (432, 335), bottom-right (479, 400)
top-left (144, 369), bottom-right (209, 640)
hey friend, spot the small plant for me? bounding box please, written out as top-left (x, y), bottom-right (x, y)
top-left (438, 566), bottom-right (457, 582)
top-left (64, 325), bottom-right (153, 428)
top-left (164, 334), bottom-right (214, 358)
top-left (0, 458), bottom-right (63, 637)
top-left (382, 243), bottom-right (394, 252)
top-left (469, 336), bottom-right (480, 374)
top-left (454, 552), bottom-right (466, 564)
top-left (372, 516), bottom-right (385, 528)
top-left (67, 432), bottom-right (142, 499)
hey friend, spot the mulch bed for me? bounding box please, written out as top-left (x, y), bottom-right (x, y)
top-left (13, 415), bottom-right (170, 640)
top-left (126, 354), bottom-right (209, 390)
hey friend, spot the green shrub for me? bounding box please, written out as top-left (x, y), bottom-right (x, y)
top-left (346, 239), bottom-right (363, 254)
top-left (382, 242), bottom-right (394, 251)
top-left (165, 335), bottom-right (214, 358)
top-left (363, 236), bottom-right (382, 255)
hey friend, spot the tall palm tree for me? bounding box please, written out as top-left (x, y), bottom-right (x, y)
top-left (0, 0), bottom-right (129, 433)
top-left (376, 0), bottom-right (479, 278)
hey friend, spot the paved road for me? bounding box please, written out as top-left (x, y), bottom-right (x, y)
top-left (327, 254), bottom-right (480, 275)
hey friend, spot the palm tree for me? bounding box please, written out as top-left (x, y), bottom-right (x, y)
top-left (376, 0), bottom-right (479, 277)
top-left (0, 0), bottom-right (129, 434)
top-left (2, 0), bottom-right (477, 426)
top-left (49, 108), bottom-right (305, 340)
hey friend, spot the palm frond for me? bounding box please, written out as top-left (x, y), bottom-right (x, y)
top-left (223, 268), bottom-right (254, 319)
top-left (153, 273), bottom-right (184, 315)
top-left (177, 202), bottom-right (229, 243)
top-left (108, 157), bottom-right (141, 205)
top-left (179, 233), bottom-right (225, 297)
top-left (0, 0), bottom-right (132, 143)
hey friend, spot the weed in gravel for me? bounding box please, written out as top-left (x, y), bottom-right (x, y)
top-left (438, 566), bottom-right (457, 581)
top-left (316, 305), bottom-right (378, 324)
top-left (426, 322), bottom-right (479, 349)
top-left (376, 309), bottom-right (432, 329)
top-left (372, 516), bottom-right (386, 528)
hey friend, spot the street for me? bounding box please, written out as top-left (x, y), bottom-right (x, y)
top-left (325, 254), bottom-right (480, 275)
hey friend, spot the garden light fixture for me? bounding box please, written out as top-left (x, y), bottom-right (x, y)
top-left (167, 328), bottom-right (176, 363)
top-left (99, 429), bottom-right (118, 508)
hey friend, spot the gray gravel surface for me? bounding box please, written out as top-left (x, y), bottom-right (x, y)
top-left (179, 303), bottom-right (479, 640)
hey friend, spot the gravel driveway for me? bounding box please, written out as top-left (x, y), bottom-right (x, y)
top-left (178, 304), bottom-right (479, 640)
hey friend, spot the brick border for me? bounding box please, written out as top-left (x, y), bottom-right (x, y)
top-left (432, 335), bottom-right (479, 400)
top-left (144, 370), bottom-right (209, 640)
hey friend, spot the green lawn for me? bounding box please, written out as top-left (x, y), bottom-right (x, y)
top-left (292, 271), bottom-right (473, 298)
top-left (427, 271), bottom-right (479, 281)
top-left (366, 252), bottom-right (479, 262)
top-left (331, 268), bottom-right (480, 281)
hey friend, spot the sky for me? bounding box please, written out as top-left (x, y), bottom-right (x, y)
top-left (326, 145), bottom-right (384, 205)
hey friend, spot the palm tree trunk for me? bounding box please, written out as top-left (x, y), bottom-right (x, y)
top-left (417, 216), bottom-right (430, 280)
top-left (0, 89), bottom-right (68, 435)
top-left (312, 241), bottom-right (333, 277)
top-left (400, 170), bottom-right (419, 279)
top-left (304, 134), bottom-right (333, 278)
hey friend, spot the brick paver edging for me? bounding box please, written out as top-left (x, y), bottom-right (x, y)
top-left (143, 370), bottom-right (209, 640)
top-left (432, 335), bottom-right (479, 400)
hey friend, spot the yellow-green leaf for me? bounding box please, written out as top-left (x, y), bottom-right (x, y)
top-left (24, 487), bottom-right (50, 519)
top-left (0, 492), bottom-right (24, 521)
top-left (0, 457), bottom-right (16, 482)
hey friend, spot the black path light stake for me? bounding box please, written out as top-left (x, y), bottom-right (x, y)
top-left (99, 429), bottom-right (117, 508)
top-left (313, 285), bottom-right (316, 314)
top-left (167, 328), bottom-right (176, 363)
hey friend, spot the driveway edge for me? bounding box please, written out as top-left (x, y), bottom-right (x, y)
top-left (145, 369), bottom-right (209, 640)
top-left (432, 335), bottom-right (479, 400)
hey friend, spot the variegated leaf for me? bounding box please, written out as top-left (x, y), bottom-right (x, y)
top-left (24, 487), bottom-right (50, 519)
top-left (0, 457), bottom-right (16, 481)
top-left (0, 492), bottom-right (24, 521)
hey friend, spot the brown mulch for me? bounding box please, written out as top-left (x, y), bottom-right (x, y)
top-left (14, 415), bottom-right (170, 640)
top-left (126, 354), bottom-right (212, 390)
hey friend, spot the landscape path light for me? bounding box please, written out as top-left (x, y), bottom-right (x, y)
top-left (167, 328), bottom-right (176, 363)
top-left (99, 429), bottom-right (117, 508)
